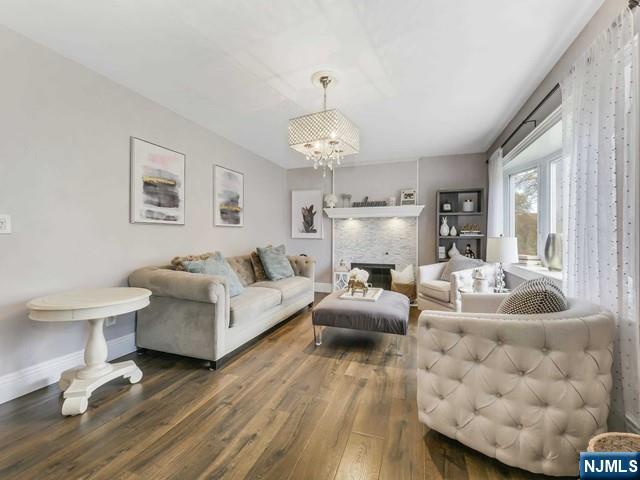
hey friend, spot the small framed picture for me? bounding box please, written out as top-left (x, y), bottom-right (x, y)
top-left (292, 190), bottom-right (323, 239)
top-left (214, 165), bottom-right (244, 227)
top-left (400, 189), bottom-right (416, 205)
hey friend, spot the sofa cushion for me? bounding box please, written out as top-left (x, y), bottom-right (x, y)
top-left (227, 255), bottom-right (256, 286)
top-left (419, 280), bottom-right (451, 303)
top-left (250, 251), bottom-right (268, 282)
top-left (497, 277), bottom-right (568, 315)
top-left (440, 256), bottom-right (484, 282)
top-left (171, 252), bottom-right (214, 271)
top-left (257, 244), bottom-right (295, 281)
top-left (229, 287), bottom-right (282, 327)
top-left (183, 252), bottom-right (244, 297)
top-left (252, 276), bottom-right (312, 302)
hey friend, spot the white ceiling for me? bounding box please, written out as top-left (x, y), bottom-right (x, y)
top-left (1, 0), bottom-right (603, 168)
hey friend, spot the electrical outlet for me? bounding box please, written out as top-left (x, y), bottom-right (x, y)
top-left (0, 215), bottom-right (11, 234)
top-left (105, 317), bottom-right (117, 327)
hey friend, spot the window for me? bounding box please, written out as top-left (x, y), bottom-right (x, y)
top-left (511, 168), bottom-right (539, 256)
top-left (503, 110), bottom-right (562, 262)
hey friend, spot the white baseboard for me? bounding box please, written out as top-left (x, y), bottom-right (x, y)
top-left (0, 332), bottom-right (136, 405)
top-left (315, 282), bottom-right (333, 293)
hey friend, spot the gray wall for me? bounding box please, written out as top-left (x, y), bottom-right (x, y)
top-left (488, 0), bottom-right (627, 154)
top-left (0, 26), bottom-right (288, 377)
top-left (287, 155), bottom-right (487, 282)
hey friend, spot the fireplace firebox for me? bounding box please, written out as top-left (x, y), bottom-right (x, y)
top-left (350, 262), bottom-right (395, 290)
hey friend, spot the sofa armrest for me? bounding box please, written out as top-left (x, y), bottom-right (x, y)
top-left (289, 255), bottom-right (316, 280)
top-left (418, 263), bottom-right (447, 284)
top-left (460, 292), bottom-right (509, 313)
top-left (128, 266), bottom-right (226, 303)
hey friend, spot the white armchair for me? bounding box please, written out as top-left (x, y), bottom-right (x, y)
top-left (417, 262), bottom-right (497, 311)
top-left (416, 297), bottom-right (615, 476)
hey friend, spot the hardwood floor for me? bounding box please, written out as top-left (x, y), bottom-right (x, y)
top-left (0, 298), bottom-right (567, 480)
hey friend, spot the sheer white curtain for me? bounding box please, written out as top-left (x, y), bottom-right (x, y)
top-left (561, 7), bottom-right (639, 431)
top-left (487, 148), bottom-right (504, 236)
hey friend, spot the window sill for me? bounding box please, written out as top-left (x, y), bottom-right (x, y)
top-left (504, 264), bottom-right (562, 285)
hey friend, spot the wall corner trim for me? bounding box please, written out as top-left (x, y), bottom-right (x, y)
top-left (0, 333), bottom-right (136, 405)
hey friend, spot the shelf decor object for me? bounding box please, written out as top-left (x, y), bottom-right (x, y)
top-left (486, 236), bottom-right (519, 292)
top-left (440, 217), bottom-right (450, 236)
top-left (435, 188), bottom-right (486, 262)
top-left (288, 71), bottom-right (359, 177)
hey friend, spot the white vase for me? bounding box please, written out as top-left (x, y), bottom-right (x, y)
top-left (450, 225), bottom-right (457, 236)
top-left (440, 217), bottom-right (450, 236)
top-left (448, 242), bottom-right (460, 257)
top-left (462, 199), bottom-right (474, 212)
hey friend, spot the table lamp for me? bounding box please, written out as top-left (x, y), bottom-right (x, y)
top-left (486, 236), bottom-right (519, 292)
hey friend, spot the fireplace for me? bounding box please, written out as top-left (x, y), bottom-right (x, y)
top-left (350, 262), bottom-right (395, 290)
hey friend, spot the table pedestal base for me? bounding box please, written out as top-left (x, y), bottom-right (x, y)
top-left (59, 360), bottom-right (143, 416)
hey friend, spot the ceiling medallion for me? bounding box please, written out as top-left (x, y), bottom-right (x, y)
top-left (288, 71), bottom-right (360, 177)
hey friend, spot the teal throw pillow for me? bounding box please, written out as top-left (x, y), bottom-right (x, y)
top-left (183, 252), bottom-right (244, 297)
top-left (257, 244), bottom-right (294, 281)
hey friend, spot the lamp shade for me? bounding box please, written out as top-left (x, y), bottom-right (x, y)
top-left (486, 236), bottom-right (519, 264)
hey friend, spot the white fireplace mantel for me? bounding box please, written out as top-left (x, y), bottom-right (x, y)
top-left (324, 205), bottom-right (424, 219)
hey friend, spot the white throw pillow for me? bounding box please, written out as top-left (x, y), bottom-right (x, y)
top-left (391, 264), bottom-right (415, 284)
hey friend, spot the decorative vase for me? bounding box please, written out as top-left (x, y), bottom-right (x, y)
top-left (440, 217), bottom-right (450, 236)
top-left (448, 242), bottom-right (460, 258)
top-left (472, 268), bottom-right (489, 293)
top-left (544, 233), bottom-right (563, 271)
top-left (324, 193), bottom-right (337, 208)
top-left (462, 199), bottom-right (474, 212)
top-left (450, 225), bottom-right (457, 236)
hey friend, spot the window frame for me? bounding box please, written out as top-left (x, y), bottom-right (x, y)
top-left (503, 149), bottom-right (562, 261)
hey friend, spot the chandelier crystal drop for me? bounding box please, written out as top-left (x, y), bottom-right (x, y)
top-left (288, 72), bottom-right (359, 177)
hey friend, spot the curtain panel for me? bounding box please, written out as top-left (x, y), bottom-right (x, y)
top-left (560, 7), bottom-right (639, 431)
top-left (487, 148), bottom-right (504, 237)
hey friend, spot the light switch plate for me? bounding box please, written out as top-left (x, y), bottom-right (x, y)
top-left (0, 215), bottom-right (11, 234)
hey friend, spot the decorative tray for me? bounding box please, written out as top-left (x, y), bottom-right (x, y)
top-left (339, 288), bottom-right (383, 302)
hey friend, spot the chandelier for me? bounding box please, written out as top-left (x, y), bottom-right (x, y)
top-left (288, 72), bottom-right (359, 176)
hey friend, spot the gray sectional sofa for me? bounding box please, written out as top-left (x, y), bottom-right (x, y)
top-left (129, 254), bottom-right (315, 368)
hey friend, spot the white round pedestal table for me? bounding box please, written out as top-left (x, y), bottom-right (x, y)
top-left (28, 287), bottom-right (151, 416)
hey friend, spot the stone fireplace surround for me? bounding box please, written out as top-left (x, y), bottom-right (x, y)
top-left (333, 217), bottom-right (417, 288)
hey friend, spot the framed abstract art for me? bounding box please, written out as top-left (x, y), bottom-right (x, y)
top-left (214, 165), bottom-right (244, 227)
top-left (130, 137), bottom-right (185, 225)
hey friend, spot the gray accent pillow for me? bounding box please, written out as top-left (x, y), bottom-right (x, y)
top-left (183, 252), bottom-right (245, 297)
top-left (257, 244), bottom-right (294, 281)
top-left (440, 255), bottom-right (484, 282)
top-left (497, 278), bottom-right (568, 314)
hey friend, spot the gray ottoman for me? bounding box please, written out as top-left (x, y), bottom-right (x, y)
top-left (312, 290), bottom-right (410, 346)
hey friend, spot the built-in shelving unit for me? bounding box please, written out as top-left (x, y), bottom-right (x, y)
top-left (324, 205), bottom-right (424, 219)
top-left (436, 188), bottom-right (486, 262)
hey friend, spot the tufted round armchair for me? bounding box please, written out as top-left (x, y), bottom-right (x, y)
top-left (417, 298), bottom-right (615, 477)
